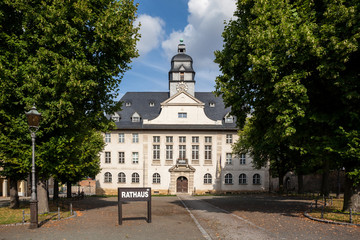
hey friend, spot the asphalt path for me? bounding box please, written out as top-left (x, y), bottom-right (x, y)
top-left (1, 195), bottom-right (359, 240)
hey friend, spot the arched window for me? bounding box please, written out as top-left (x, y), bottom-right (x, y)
top-left (225, 173), bottom-right (233, 184)
top-left (132, 172), bottom-right (140, 183)
top-left (239, 173), bottom-right (247, 184)
top-left (253, 174), bottom-right (261, 185)
top-left (118, 172), bottom-right (126, 183)
top-left (104, 172), bottom-right (112, 183)
top-left (153, 173), bottom-right (160, 184)
top-left (204, 173), bottom-right (212, 184)
top-left (224, 113), bottom-right (234, 123)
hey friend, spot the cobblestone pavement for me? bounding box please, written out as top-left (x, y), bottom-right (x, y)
top-left (1, 195), bottom-right (359, 240)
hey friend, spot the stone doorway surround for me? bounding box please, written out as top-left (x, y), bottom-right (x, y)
top-left (169, 162), bottom-right (195, 195)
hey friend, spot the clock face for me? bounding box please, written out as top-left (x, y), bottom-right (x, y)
top-left (176, 82), bottom-right (188, 92)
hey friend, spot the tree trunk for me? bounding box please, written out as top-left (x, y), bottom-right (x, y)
top-left (53, 179), bottom-right (59, 200)
top-left (297, 174), bottom-right (304, 194)
top-left (37, 180), bottom-right (49, 214)
top-left (278, 171), bottom-right (285, 194)
top-left (343, 172), bottom-right (360, 212)
top-left (9, 178), bottom-right (19, 209)
top-left (321, 159), bottom-right (330, 197)
top-left (67, 182), bottom-right (72, 198)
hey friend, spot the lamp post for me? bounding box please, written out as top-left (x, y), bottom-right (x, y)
top-left (25, 105), bottom-right (42, 229)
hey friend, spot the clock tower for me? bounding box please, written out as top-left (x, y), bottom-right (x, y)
top-left (169, 40), bottom-right (195, 97)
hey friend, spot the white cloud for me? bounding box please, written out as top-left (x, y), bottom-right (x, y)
top-left (161, 0), bottom-right (237, 87)
top-left (136, 14), bottom-right (165, 57)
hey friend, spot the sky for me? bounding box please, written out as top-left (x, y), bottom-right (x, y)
top-left (118, 0), bottom-right (237, 99)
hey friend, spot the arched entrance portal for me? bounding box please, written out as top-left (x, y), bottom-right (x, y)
top-left (176, 176), bottom-right (188, 193)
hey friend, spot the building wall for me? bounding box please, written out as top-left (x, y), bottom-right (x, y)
top-left (96, 130), bottom-right (269, 195)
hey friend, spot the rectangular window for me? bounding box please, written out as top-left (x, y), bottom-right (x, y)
top-left (153, 136), bottom-right (160, 143)
top-left (240, 153), bottom-right (246, 165)
top-left (118, 133), bottom-right (125, 143)
top-left (179, 145), bottom-right (186, 159)
top-left (205, 145), bottom-right (212, 160)
top-left (105, 152), bottom-right (111, 163)
top-left (153, 145), bottom-right (160, 160)
top-left (205, 136), bottom-right (212, 143)
top-left (192, 136), bottom-right (199, 143)
top-left (118, 152), bottom-right (125, 164)
top-left (166, 136), bottom-right (173, 143)
top-left (132, 152), bottom-right (139, 164)
top-left (226, 134), bottom-right (233, 144)
top-left (192, 145), bottom-right (199, 160)
top-left (166, 145), bottom-right (173, 160)
top-left (132, 133), bottom-right (139, 143)
top-left (226, 153), bottom-right (232, 165)
top-left (179, 136), bottom-right (186, 143)
top-left (178, 112), bottom-right (187, 118)
top-left (105, 133), bottom-right (111, 143)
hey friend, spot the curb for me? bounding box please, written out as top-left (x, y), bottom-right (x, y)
top-left (0, 210), bottom-right (78, 227)
top-left (304, 211), bottom-right (360, 227)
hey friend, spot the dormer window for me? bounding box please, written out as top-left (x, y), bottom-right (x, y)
top-left (178, 112), bottom-right (187, 118)
top-left (131, 112), bottom-right (141, 122)
top-left (224, 113), bottom-right (234, 123)
top-left (210, 103), bottom-right (215, 107)
top-left (125, 102), bottom-right (131, 107)
top-left (149, 102), bottom-right (155, 107)
top-left (111, 113), bottom-right (120, 122)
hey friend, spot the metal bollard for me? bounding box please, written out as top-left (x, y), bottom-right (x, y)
top-left (22, 210), bottom-right (25, 223)
top-left (324, 197), bottom-right (327, 207)
top-left (70, 203), bottom-right (73, 215)
top-left (310, 203), bottom-right (313, 213)
top-left (350, 208), bottom-right (353, 223)
top-left (58, 207), bottom-right (60, 220)
top-left (330, 197), bottom-right (333, 206)
top-left (321, 205), bottom-right (324, 219)
top-left (315, 199), bottom-right (318, 208)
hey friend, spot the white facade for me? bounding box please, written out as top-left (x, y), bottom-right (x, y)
top-left (96, 42), bottom-right (269, 195)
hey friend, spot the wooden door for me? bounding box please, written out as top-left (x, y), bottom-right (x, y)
top-left (176, 176), bottom-right (188, 193)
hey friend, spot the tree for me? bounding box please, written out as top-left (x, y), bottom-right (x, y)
top-left (215, 0), bottom-right (360, 211)
top-left (0, 0), bottom-right (139, 210)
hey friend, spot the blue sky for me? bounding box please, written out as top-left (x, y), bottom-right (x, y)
top-left (119, 0), bottom-right (237, 99)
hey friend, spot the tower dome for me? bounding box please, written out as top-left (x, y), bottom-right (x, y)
top-left (169, 40), bottom-right (196, 97)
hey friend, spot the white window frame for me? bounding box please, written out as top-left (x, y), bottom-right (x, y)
top-left (132, 172), bottom-right (140, 183)
top-left (118, 133), bottom-right (125, 143)
top-left (166, 145), bottom-right (173, 160)
top-left (104, 172), bottom-right (112, 183)
top-left (205, 145), bottom-right (212, 160)
top-left (225, 173), bottom-right (233, 184)
top-left (118, 172), bottom-right (126, 183)
top-left (152, 173), bottom-right (161, 184)
top-left (153, 136), bottom-right (160, 143)
top-left (118, 152), bottom-right (125, 164)
top-left (239, 173), bottom-right (247, 184)
top-left (192, 136), bottom-right (199, 143)
top-left (192, 145), bottom-right (199, 160)
top-left (105, 152), bottom-right (111, 164)
top-left (226, 153), bottom-right (232, 165)
top-left (253, 174), bottom-right (261, 185)
top-left (153, 145), bottom-right (160, 160)
top-left (105, 133), bottom-right (111, 143)
top-left (204, 173), bottom-right (212, 184)
top-left (226, 134), bottom-right (232, 144)
top-left (179, 136), bottom-right (186, 143)
top-left (132, 152), bottom-right (139, 164)
top-left (240, 154), bottom-right (246, 165)
top-left (132, 133), bottom-right (139, 143)
top-left (205, 136), bottom-right (212, 143)
top-left (166, 136), bottom-right (173, 143)
top-left (179, 145), bottom-right (186, 159)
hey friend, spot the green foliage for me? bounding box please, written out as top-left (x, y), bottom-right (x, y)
top-left (216, 0), bottom-right (360, 194)
top-left (0, 0), bottom-right (139, 182)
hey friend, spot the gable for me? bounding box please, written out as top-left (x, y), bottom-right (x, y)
top-left (162, 91), bottom-right (204, 106)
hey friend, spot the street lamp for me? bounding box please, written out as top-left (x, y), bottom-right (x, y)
top-left (25, 105), bottom-right (42, 229)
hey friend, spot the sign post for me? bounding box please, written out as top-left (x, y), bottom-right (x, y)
top-left (118, 188), bottom-right (151, 225)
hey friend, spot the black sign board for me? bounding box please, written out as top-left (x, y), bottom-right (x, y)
top-left (118, 188), bottom-right (151, 225)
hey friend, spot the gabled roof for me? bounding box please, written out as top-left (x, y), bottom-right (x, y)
top-left (110, 91), bottom-right (237, 130)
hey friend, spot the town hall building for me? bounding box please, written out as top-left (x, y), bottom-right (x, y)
top-left (95, 41), bottom-right (269, 195)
